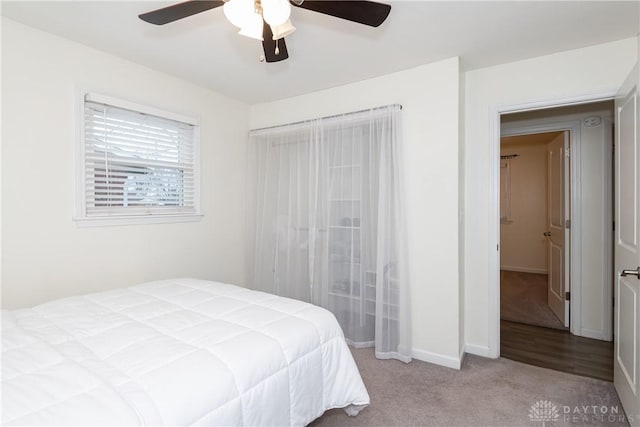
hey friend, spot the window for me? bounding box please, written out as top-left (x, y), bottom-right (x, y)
top-left (76, 93), bottom-right (200, 226)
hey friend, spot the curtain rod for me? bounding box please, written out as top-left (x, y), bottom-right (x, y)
top-left (250, 104), bottom-right (403, 133)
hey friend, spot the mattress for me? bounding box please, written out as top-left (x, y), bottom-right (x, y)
top-left (1, 278), bottom-right (369, 426)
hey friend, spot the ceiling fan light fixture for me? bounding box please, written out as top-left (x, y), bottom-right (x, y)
top-left (271, 19), bottom-right (296, 40)
top-left (238, 11), bottom-right (264, 40)
top-left (223, 0), bottom-right (254, 29)
top-left (261, 0), bottom-right (291, 26)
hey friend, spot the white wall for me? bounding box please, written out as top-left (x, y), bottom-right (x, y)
top-left (464, 38), bottom-right (637, 356)
top-left (574, 114), bottom-right (613, 340)
top-left (250, 57), bottom-right (464, 368)
top-left (1, 19), bottom-right (249, 308)
top-left (499, 139), bottom-right (549, 273)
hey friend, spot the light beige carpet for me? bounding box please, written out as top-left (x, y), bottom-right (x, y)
top-left (500, 270), bottom-right (567, 330)
top-left (311, 348), bottom-right (628, 427)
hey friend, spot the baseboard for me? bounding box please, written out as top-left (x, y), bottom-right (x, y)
top-left (412, 348), bottom-right (462, 370)
top-left (579, 328), bottom-right (611, 342)
top-left (500, 265), bottom-right (548, 274)
top-left (464, 343), bottom-right (494, 358)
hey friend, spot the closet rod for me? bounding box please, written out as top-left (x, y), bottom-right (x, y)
top-left (250, 104), bottom-right (403, 133)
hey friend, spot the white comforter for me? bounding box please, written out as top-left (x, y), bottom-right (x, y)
top-left (1, 278), bottom-right (369, 426)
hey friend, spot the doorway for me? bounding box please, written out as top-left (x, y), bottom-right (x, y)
top-left (499, 131), bottom-right (568, 330)
top-left (497, 101), bottom-right (615, 380)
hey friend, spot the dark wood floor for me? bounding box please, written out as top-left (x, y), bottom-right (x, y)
top-left (500, 320), bottom-right (614, 381)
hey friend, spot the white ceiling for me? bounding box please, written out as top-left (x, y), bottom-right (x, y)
top-left (2, 1), bottom-right (638, 104)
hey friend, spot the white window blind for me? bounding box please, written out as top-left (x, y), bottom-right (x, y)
top-left (81, 95), bottom-right (198, 220)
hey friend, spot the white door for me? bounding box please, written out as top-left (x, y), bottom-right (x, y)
top-left (615, 63), bottom-right (640, 427)
top-left (547, 131), bottom-right (570, 327)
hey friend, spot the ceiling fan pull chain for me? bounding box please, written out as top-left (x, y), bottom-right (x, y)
top-left (275, 39), bottom-right (280, 55)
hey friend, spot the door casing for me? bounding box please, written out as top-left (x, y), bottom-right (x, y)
top-left (501, 124), bottom-right (576, 331)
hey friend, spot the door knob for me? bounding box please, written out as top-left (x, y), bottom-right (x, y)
top-left (621, 267), bottom-right (640, 278)
top-left (543, 231), bottom-right (551, 237)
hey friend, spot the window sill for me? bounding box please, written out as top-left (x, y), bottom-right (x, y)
top-left (74, 213), bottom-right (203, 228)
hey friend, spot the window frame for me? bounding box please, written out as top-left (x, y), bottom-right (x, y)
top-left (74, 91), bottom-right (202, 227)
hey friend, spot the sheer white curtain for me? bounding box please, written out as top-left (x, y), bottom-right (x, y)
top-left (247, 105), bottom-right (411, 362)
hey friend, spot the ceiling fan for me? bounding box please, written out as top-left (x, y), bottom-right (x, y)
top-left (139, 0), bottom-right (391, 63)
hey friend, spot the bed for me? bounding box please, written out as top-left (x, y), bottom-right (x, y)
top-left (1, 278), bottom-right (369, 426)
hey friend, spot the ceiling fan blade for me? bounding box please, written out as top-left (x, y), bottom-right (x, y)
top-left (262, 22), bottom-right (289, 63)
top-left (292, 1), bottom-right (391, 27)
top-left (139, 0), bottom-right (224, 25)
